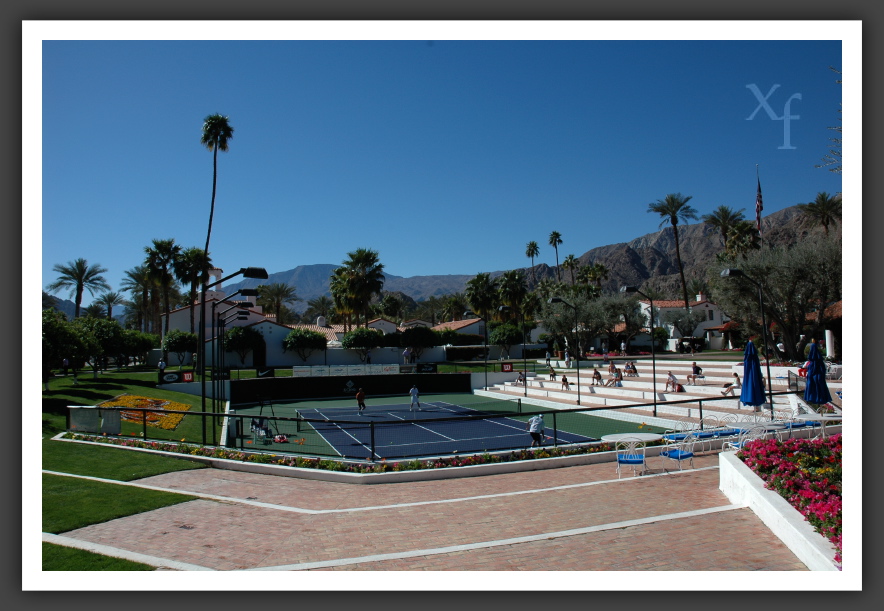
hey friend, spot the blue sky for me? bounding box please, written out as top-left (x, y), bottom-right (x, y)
top-left (31, 23), bottom-right (852, 303)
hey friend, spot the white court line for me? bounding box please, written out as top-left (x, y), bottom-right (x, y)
top-left (248, 503), bottom-right (745, 571)
top-left (42, 466), bottom-right (720, 516)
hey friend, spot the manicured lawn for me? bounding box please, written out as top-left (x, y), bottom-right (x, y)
top-left (43, 473), bottom-right (198, 534)
top-left (42, 542), bottom-right (155, 571)
top-left (43, 437), bottom-right (205, 480)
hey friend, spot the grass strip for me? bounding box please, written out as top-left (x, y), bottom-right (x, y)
top-left (42, 438), bottom-right (205, 481)
top-left (42, 542), bottom-right (155, 571)
top-left (43, 473), bottom-right (198, 534)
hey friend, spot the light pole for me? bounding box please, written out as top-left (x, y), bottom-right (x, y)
top-left (621, 286), bottom-right (657, 417)
top-left (213, 297), bottom-right (255, 411)
top-left (548, 297), bottom-right (580, 405)
top-left (464, 310), bottom-right (488, 390)
top-left (721, 268), bottom-right (775, 418)
top-left (499, 305), bottom-right (528, 398)
top-left (200, 267), bottom-right (268, 418)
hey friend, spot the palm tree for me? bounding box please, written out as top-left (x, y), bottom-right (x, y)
top-left (82, 303), bottom-right (105, 318)
top-left (648, 193), bottom-right (699, 312)
top-left (586, 262), bottom-right (610, 289)
top-left (120, 264), bottom-right (154, 332)
top-left (414, 295), bottom-right (445, 326)
top-left (95, 291), bottom-right (126, 319)
top-left (562, 254), bottom-right (578, 285)
top-left (525, 241), bottom-right (540, 286)
top-left (46, 258), bottom-right (110, 318)
top-left (797, 191), bottom-right (842, 236)
top-left (340, 248), bottom-right (386, 328)
top-left (498, 270), bottom-right (528, 320)
top-left (144, 238), bottom-right (182, 335)
top-left (303, 295), bottom-right (335, 323)
top-left (701, 205), bottom-right (746, 251)
top-left (727, 220), bottom-right (762, 256)
top-left (173, 247), bottom-right (211, 333)
top-left (200, 114), bottom-right (234, 259)
top-left (329, 266), bottom-right (357, 331)
top-left (464, 272), bottom-right (499, 322)
top-left (257, 282), bottom-right (302, 322)
top-left (548, 231), bottom-right (563, 282)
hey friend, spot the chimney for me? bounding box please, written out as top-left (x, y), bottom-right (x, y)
top-left (317, 315), bottom-right (326, 327)
top-left (696, 292), bottom-right (706, 302)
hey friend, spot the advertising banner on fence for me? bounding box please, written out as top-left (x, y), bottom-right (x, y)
top-left (416, 363), bottom-right (438, 373)
top-left (348, 365), bottom-right (366, 376)
top-left (159, 370), bottom-right (194, 384)
top-left (501, 363), bottom-right (513, 372)
top-left (329, 366), bottom-right (347, 377)
top-left (292, 366), bottom-right (312, 377)
top-left (311, 366), bottom-right (330, 377)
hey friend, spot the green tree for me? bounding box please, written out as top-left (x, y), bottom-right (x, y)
top-left (585, 262), bottom-right (610, 289)
top-left (223, 326), bottom-right (264, 366)
top-left (701, 205), bottom-right (746, 252)
top-left (726, 220), bottom-right (762, 257)
top-left (548, 231), bottom-right (563, 282)
top-left (82, 303), bottom-right (106, 319)
top-left (173, 247), bottom-right (211, 333)
top-left (710, 234), bottom-right (842, 361)
top-left (441, 292), bottom-right (467, 322)
top-left (525, 241), bottom-right (540, 286)
top-left (72, 317), bottom-right (124, 379)
top-left (489, 323), bottom-right (522, 359)
top-left (42, 309), bottom-right (85, 389)
top-left (200, 114), bottom-right (234, 259)
top-left (144, 238), bottom-right (182, 335)
top-left (162, 329), bottom-right (198, 368)
top-left (340, 248), bottom-right (386, 328)
top-left (257, 282), bottom-right (302, 323)
top-left (561, 254), bottom-right (578, 285)
top-left (95, 291), bottom-right (126, 320)
top-left (661, 309), bottom-right (707, 341)
top-left (46, 258), bottom-right (110, 319)
top-left (42, 291), bottom-right (58, 311)
top-left (120, 329), bottom-right (157, 368)
top-left (375, 293), bottom-right (405, 322)
top-left (329, 266), bottom-right (357, 331)
top-left (341, 327), bottom-right (384, 362)
top-left (497, 270), bottom-right (528, 320)
top-left (413, 295), bottom-right (445, 326)
top-left (401, 326), bottom-right (439, 361)
top-left (120, 264), bottom-right (155, 333)
top-left (797, 191), bottom-right (842, 237)
top-left (648, 193), bottom-right (699, 313)
top-left (282, 328), bottom-right (328, 362)
top-left (465, 273), bottom-right (499, 322)
top-left (302, 295), bottom-right (335, 323)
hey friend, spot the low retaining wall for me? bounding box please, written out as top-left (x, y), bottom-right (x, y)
top-left (719, 451), bottom-right (838, 571)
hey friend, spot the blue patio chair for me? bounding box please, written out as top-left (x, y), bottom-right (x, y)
top-left (615, 437), bottom-right (648, 479)
top-left (659, 432), bottom-right (697, 471)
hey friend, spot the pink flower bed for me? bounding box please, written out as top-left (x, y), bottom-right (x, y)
top-left (737, 434), bottom-right (842, 569)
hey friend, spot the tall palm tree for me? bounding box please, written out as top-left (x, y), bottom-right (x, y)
top-left (415, 295), bottom-right (445, 326)
top-left (95, 291), bottom-right (126, 319)
top-left (329, 266), bottom-right (357, 331)
top-left (648, 193), bottom-right (699, 312)
top-left (173, 247), bottom-right (211, 333)
top-left (586, 262), bottom-right (610, 289)
top-left (701, 205), bottom-right (746, 251)
top-left (144, 238), bottom-right (182, 335)
top-left (257, 282), bottom-right (302, 322)
top-left (561, 254), bottom-right (578, 285)
top-left (548, 231), bottom-right (563, 282)
top-left (797, 191), bottom-right (842, 236)
top-left (464, 272), bottom-right (499, 322)
top-left (120, 264), bottom-right (154, 333)
top-left (46, 258), bottom-right (110, 318)
top-left (727, 220), bottom-right (762, 256)
top-left (525, 241), bottom-right (540, 286)
top-left (340, 248), bottom-right (386, 328)
top-left (200, 114), bottom-right (234, 259)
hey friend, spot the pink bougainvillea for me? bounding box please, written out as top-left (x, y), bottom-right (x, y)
top-left (738, 434), bottom-right (842, 569)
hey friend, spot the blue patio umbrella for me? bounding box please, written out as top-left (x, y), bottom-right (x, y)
top-left (804, 342), bottom-right (832, 404)
top-left (740, 341), bottom-right (767, 409)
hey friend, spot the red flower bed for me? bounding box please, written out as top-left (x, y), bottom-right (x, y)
top-left (737, 434), bottom-right (842, 569)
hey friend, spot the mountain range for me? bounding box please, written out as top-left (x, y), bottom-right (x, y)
top-left (226, 204), bottom-right (816, 311)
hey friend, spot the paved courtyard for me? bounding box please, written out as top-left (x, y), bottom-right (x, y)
top-left (49, 451), bottom-right (807, 572)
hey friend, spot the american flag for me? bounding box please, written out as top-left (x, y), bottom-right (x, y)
top-left (755, 177), bottom-right (763, 236)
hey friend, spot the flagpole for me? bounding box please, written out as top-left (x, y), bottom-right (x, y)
top-left (756, 164), bottom-right (763, 249)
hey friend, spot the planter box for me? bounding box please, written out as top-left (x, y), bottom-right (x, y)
top-left (719, 451), bottom-right (838, 571)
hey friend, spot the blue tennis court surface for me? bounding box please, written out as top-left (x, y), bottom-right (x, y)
top-left (294, 400), bottom-right (593, 460)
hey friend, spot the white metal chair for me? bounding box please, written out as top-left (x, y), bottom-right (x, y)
top-left (615, 437), bottom-right (648, 479)
top-left (659, 432), bottom-right (697, 471)
top-left (722, 425), bottom-right (769, 453)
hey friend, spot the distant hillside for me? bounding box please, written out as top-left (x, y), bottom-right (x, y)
top-left (225, 205), bottom-right (816, 307)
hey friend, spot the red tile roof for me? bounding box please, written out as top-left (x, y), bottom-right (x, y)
top-left (432, 319), bottom-right (483, 332)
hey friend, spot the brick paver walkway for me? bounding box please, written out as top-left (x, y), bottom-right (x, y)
top-left (56, 451), bottom-right (807, 571)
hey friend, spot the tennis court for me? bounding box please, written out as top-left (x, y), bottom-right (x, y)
top-left (230, 395), bottom-right (598, 460)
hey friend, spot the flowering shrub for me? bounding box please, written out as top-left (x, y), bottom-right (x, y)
top-left (738, 434), bottom-right (842, 569)
top-left (97, 394), bottom-right (191, 431)
top-left (61, 432), bottom-right (616, 474)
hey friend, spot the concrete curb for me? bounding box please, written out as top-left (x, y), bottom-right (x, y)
top-left (718, 451), bottom-right (838, 571)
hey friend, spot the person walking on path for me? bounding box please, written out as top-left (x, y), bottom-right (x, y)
top-left (545, 351), bottom-right (551, 367)
top-left (62, 358), bottom-right (69, 377)
top-left (158, 358), bottom-right (167, 376)
top-left (409, 385), bottom-right (421, 411)
top-left (356, 388), bottom-right (367, 415)
top-left (526, 413), bottom-right (545, 447)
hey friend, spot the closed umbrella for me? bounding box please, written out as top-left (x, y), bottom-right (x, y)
top-left (740, 341), bottom-right (767, 410)
top-left (803, 342), bottom-right (832, 405)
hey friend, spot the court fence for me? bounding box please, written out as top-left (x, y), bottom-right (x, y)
top-left (66, 390), bottom-right (797, 462)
